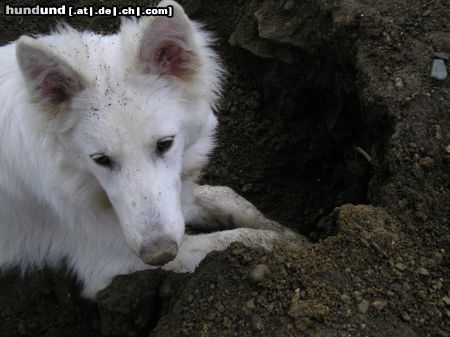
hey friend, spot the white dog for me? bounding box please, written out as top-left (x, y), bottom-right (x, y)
top-left (0, 1), bottom-right (305, 298)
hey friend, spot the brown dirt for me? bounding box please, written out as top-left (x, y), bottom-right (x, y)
top-left (0, 0), bottom-right (449, 337)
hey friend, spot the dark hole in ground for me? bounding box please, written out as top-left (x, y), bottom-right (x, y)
top-left (203, 49), bottom-right (392, 240)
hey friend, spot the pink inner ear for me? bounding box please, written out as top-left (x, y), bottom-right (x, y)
top-left (153, 41), bottom-right (193, 77)
top-left (140, 39), bottom-right (193, 77)
top-left (29, 63), bottom-right (49, 79)
top-left (37, 70), bottom-right (69, 101)
top-left (26, 56), bottom-right (82, 103)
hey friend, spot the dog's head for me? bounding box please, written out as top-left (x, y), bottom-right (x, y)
top-left (15, 1), bottom-right (223, 265)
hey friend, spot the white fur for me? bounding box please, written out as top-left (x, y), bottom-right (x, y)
top-left (0, 1), bottom-right (304, 298)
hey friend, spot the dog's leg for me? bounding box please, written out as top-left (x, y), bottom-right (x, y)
top-left (188, 185), bottom-right (277, 230)
top-left (163, 228), bottom-right (281, 273)
top-left (188, 185), bottom-right (305, 240)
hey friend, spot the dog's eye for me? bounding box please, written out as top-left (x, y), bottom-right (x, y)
top-left (157, 136), bottom-right (174, 154)
top-left (90, 153), bottom-right (112, 167)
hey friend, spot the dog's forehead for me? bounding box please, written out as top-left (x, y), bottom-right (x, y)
top-left (78, 80), bottom-right (184, 145)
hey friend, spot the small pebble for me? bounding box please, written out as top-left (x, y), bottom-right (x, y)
top-left (442, 296), bottom-right (450, 306)
top-left (223, 317), bottom-right (232, 328)
top-left (395, 262), bottom-right (407, 271)
top-left (394, 77), bottom-right (404, 89)
top-left (401, 311), bottom-right (411, 322)
top-left (416, 267), bottom-right (430, 276)
top-left (382, 31), bottom-right (392, 43)
top-left (446, 145), bottom-right (450, 154)
top-left (341, 294), bottom-right (351, 303)
top-left (431, 59), bottom-right (448, 80)
top-left (245, 299), bottom-right (256, 310)
top-left (215, 302), bottom-right (225, 313)
top-left (358, 299), bottom-right (370, 314)
top-left (372, 299), bottom-right (387, 310)
top-left (419, 157), bottom-right (434, 169)
top-left (249, 264), bottom-right (270, 282)
top-left (433, 125), bottom-right (442, 140)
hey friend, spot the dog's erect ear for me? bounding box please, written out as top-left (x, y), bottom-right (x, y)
top-left (16, 36), bottom-right (85, 106)
top-left (137, 0), bottom-right (200, 79)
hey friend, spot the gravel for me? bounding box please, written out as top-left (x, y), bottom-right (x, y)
top-left (431, 59), bottom-right (448, 80)
top-left (358, 299), bottom-right (370, 314)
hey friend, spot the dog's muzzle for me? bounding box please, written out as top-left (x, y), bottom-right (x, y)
top-left (139, 237), bottom-right (178, 266)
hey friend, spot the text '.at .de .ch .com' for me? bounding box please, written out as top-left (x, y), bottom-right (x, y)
top-left (4, 4), bottom-right (173, 17)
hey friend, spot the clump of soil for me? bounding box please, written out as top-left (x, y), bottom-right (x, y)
top-left (152, 204), bottom-right (445, 337)
top-left (0, 0), bottom-right (449, 337)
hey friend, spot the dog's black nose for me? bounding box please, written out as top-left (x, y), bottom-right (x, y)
top-left (139, 237), bottom-right (178, 266)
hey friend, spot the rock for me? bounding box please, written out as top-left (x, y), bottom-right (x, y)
top-left (372, 299), bottom-right (387, 310)
top-left (223, 317), bottom-right (232, 328)
top-left (431, 59), bottom-right (448, 80)
top-left (358, 299), bottom-right (370, 314)
top-left (245, 299), bottom-right (256, 310)
top-left (228, 1), bottom-right (298, 63)
top-left (394, 77), bottom-right (404, 89)
top-left (402, 282), bottom-right (412, 291)
top-left (249, 264), bottom-right (270, 282)
top-left (419, 157), bottom-right (434, 169)
top-left (442, 296), bottom-right (450, 306)
top-left (446, 145), bottom-right (450, 154)
top-left (283, 0), bottom-right (295, 11)
top-left (214, 302), bottom-right (225, 313)
top-left (416, 267), bottom-right (430, 276)
top-left (395, 262), bottom-right (407, 271)
top-left (341, 294), bottom-right (351, 303)
top-left (401, 311), bottom-right (411, 322)
top-left (382, 31), bottom-right (392, 43)
top-left (433, 125), bottom-right (442, 140)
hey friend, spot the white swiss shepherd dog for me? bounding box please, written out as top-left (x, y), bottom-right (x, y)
top-left (0, 1), bottom-right (306, 298)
